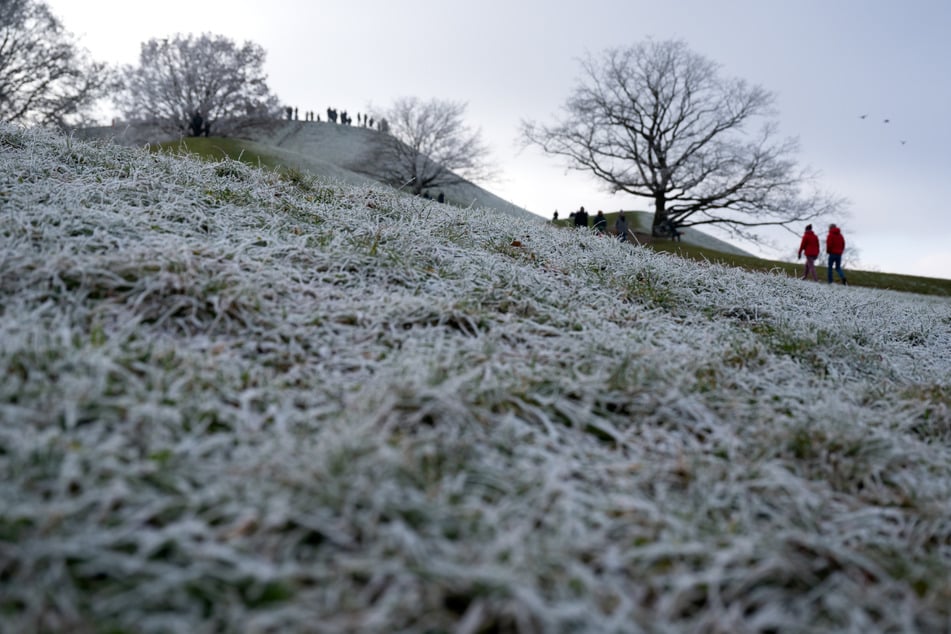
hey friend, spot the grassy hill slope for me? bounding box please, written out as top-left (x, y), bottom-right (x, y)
top-left (161, 125), bottom-right (951, 295)
top-left (4, 124), bottom-right (950, 632)
top-left (241, 120), bottom-right (539, 220)
top-left (83, 120), bottom-right (538, 221)
top-left (557, 211), bottom-right (951, 297)
top-left (155, 134), bottom-right (381, 187)
top-left (90, 119), bottom-right (947, 294)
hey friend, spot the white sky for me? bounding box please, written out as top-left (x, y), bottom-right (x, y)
top-left (45, 0), bottom-right (951, 280)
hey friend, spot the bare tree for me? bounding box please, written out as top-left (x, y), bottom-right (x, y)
top-left (0, 0), bottom-right (116, 128)
top-left (358, 97), bottom-right (494, 196)
top-left (522, 40), bottom-right (845, 240)
top-left (118, 33), bottom-right (281, 138)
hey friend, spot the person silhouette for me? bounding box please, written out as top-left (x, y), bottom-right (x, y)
top-left (798, 224), bottom-right (820, 281)
top-left (593, 210), bottom-right (607, 234)
top-left (825, 224), bottom-right (848, 285)
top-left (574, 206), bottom-right (588, 228)
top-left (615, 213), bottom-right (628, 242)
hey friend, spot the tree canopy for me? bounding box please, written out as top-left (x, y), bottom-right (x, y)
top-left (522, 40), bottom-right (845, 240)
top-left (118, 32), bottom-right (281, 137)
top-left (0, 0), bottom-right (115, 128)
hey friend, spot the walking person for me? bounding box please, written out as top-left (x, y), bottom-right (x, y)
top-left (798, 224), bottom-right (820, 281)
top-left (826, 224), bottom-right (848, 285)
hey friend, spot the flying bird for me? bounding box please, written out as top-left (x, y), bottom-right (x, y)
top-left (883, 119), bottom-right (890, 123)
top-left (859, 114), bottom-right (868, 119)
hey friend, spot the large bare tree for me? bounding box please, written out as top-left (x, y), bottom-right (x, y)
top-left (0, 0), bottom-right (115, 128)
top-left (522, 40), bottom-right (844, 240)
top-left (358, 97), bottom-right (494, 196)
top-left (118, 33), bottom-right (281, 138)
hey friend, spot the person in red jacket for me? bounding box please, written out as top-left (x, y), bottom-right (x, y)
top-left (825, 224), bottom-right (848, 285)
top-left (798, 224), bottom-right (820, 281)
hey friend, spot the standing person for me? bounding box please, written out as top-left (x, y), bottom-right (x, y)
top-left (826, 223), bottom-right (848, 285)
top-left (615, 212), bottom-right (628, 242)
top-left (593, 210), bottom-right (607, 234)
top-left (574, 206), bottom-right (588, 228)
top-left (798, 224), bottom-right (820, 281)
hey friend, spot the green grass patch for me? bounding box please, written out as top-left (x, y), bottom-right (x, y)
top-left (155, 136), bottom-right (286, 172)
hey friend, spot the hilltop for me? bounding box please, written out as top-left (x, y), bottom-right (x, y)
top-left (78, 119), bottom-right (537, 221)
top-left (3, 124), bottom-right (950, 632)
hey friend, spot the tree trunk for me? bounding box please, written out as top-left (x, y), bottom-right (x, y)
top-left (651, 196), bottom-right (669, 236)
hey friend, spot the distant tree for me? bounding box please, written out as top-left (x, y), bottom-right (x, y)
top-left (0, 0), bottom-right (116, 127)
top-left (522, 40), bottom-right (845, 241)
top-left (118, 32), bottom-right (281, 137)
top-left (358, 97), bottom-right (494, 196)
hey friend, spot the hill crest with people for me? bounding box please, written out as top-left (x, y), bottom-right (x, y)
top-left (79, 118), bottom-right (753, 256)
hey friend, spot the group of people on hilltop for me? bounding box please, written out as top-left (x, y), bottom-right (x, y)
top-left (798, 223), bottom-right (848, 284)
top-left (588, 208), bottom-right (629, 240)
top-left (561, 206), bottom-right (631, 242)
top-left (326, 108), bottom-right (353, 125)
top-left (281, 106), bottom-right (389, 131)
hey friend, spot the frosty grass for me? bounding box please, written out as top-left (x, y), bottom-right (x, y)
top-left (1, 124), bottom-right (950, 633)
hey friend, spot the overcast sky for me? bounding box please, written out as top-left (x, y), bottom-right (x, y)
top-left (45, 0), bottom-right (951, 280)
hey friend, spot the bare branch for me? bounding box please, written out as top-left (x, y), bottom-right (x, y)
top-left (355, 97), bottom-right (496, 196)
top-left (521, 39), bottom-right (847, 242)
